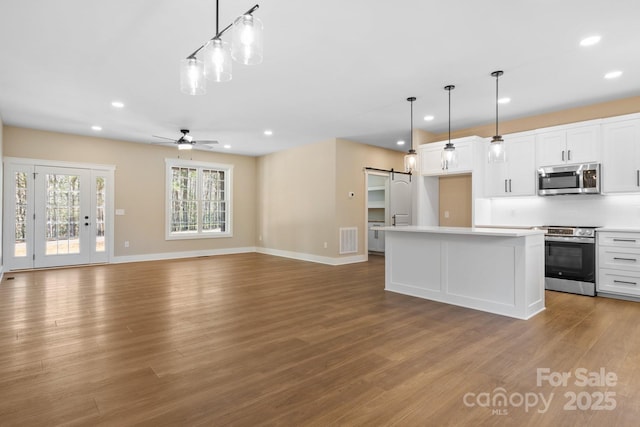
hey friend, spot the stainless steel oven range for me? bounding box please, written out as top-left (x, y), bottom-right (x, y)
top-left (544, 226), bottom-right (598, 296)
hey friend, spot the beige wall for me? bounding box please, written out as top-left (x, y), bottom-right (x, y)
top-left (257, 139), bottom-right (337, 256)
top-left (439, 174), bottom-right (472, 227)
top-left (3, 126), bottom-right (257, 257)
top-left (256, 138), bottom-right (404, 258)
top-left (335, 138), bottom-right (405, 256)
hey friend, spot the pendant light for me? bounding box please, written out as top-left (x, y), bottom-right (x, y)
top-left (180, 2), bottom-right (262, 95)
top-left (441, 85), bottom-right (457, 169)
top-left (404, 97), bottom-right (418, 173)
top-left (488, 70), bottom-right (506, 163)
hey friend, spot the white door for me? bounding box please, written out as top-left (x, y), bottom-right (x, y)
top-left (4, 162), bottom-right (111, 270)
top-left (389, 173), bottom-right (413, 226)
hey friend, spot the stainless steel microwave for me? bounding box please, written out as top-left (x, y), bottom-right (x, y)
top-left (537, 163), bottom-right (600, 196)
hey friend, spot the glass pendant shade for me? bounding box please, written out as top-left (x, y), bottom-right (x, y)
top-left (488, 136), bottom-right (506, 163)
top-left (180, 57), bottom-right (206, 95)
top-left (404, 149), bottom-right (418, 173)
top-left (231, 14), bottom-right (264, 65)
top-left (441, 142), bottom-right (458, 169)
top-left (203, 38), bottom-right (232, 82)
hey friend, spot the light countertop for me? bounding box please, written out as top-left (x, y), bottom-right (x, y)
top-left (597, 227), bottom-right (640, 232)
top-left (377, 225), bottom-right (545, 237)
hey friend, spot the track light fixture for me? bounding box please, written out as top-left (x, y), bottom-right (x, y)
top-left (180, 1), bottom-right (263, 95)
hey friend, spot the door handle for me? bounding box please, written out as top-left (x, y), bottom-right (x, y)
top-left (84, 222), bottom-right (90, 226)
top-left (613, 280), bottom-right (638, 286)
top-left (392, 214), bottom-right (396, 226)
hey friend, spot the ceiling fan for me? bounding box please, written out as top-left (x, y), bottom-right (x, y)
top-left (151, 129), bottom-right (218, 150)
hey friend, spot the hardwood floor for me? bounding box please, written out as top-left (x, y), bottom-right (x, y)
top-left (0, 253), bottom-right (638, 426)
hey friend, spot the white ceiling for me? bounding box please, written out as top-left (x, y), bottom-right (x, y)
top-left (1, 0), bottom-right (639, 156)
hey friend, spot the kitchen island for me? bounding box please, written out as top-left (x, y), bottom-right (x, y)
top-left (379, 226), bottom-right (545, 320)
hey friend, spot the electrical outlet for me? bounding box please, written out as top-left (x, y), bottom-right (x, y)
top-left (259, 235), bottom-right (262, 241)
top-left (444, 211), bottom-right (450, 219)
top-left (124, 241), bottom-right (129, 248)
top-left (323, 242), bottom-right (328, 249)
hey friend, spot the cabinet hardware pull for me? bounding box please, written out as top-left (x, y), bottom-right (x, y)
top-left (613, 238), bottom-right (637, 242)
top-left (508, 179), bottom-right (512, 193)
top-left (562, 150), bottom-right (565, 161)
top-left (374, 230), bottom-right (379, 239)
top-left (637, 170), bottom-right (639, 187)
top-left (613, 257), bottom-right (637, 262)
top-left (613, 280), bottom-right (637, 286)
top-left (504, 179), bottom-right (508, 193)
top-left (568, 150), bottom-right (571, 161)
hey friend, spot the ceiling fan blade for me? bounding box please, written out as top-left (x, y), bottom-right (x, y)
top-left (196, 140), bottom-right (219, 144)
top-left (152, 135), bottom-right (177, 141)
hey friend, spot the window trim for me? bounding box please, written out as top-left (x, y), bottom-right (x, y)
top-left (165, 158), bottom-right (233, 240)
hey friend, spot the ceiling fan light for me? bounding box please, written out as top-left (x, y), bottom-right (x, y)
top-left (178, 142), bottom-right (193, 150)
top-left (180, 57), bottom-right (206, 95)
top-left (231, 14), bottom-right (264, 65)
top-left (204, 38), bottom-right (232, 82)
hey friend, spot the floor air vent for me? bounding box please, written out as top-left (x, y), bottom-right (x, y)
top-left (339, 227), bottom-right (358, 254)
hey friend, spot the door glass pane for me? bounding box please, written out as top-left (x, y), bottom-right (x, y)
top-left (45, 174), bottom-right (81, 255)
top-left (14, 172), bottom-right (28, 257)
top-left (95, 177), bottom-right (105, 252)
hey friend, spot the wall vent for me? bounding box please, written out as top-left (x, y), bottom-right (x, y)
top-left (339, 227), bottom-right (358, 254)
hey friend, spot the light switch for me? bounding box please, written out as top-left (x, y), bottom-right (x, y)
top-left (115, 209), bottom-right (125, 215)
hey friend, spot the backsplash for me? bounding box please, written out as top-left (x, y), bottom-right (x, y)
top-left (476, 194), bottom-right (640, 227)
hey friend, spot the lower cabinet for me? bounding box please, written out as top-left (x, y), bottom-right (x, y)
top-left (368, 225), bottom-right (385, 252)
top-left (598, 231), bottom-right (640, 297)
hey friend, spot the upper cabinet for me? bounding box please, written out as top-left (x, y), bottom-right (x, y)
top-left (602, 115), bottom-right (640, 194)
top-left (419, 137), bottom-right (479, 176)
top-left (485, 133), bottom-right (536, 197)
top-left (536, 123), bottom-right (601, 167)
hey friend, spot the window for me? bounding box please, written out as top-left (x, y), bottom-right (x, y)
top-left (165, 159), bottom-right (233, 239)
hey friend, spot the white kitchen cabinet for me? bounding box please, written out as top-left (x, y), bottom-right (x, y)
top-left (598, 231), bottom-right (640, 298)
top-left (602, 117), bottom-right (640, 193)
top-left (419, 138), bottom-right (473, 176)
top-left (367, 223), bottom-right (385, 252)
top-left (485, 133), bottom-right (536, 197)
top-left (536, 124), bottom-right (601, 167)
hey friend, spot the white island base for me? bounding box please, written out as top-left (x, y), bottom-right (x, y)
top-left (381, 226), bottom-right (546, 320)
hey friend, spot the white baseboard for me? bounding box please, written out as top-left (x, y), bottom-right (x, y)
top-left (112, 246), bottom-right (257, 264)
top-left (255, 247), bottom-right (367, 266)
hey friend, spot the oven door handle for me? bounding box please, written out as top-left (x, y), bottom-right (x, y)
top-left (545, 236), bottom-right (595, 243)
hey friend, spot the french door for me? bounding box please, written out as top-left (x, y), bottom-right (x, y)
top-left (4, 159), bottom-right (113, 270)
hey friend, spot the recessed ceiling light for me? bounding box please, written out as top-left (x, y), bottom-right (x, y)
top-left (498, 97), bottom-right (511, 104)
top-left (111, 101), bottom-right (125, 108)
top-left (264, 130), bottom-right (273, 136)
top-left (223, 144), bottom-right (231, 149)
top-left (423, 115), bottom-right (435, 121)
top-left (397, 140), bottom-right (405, 146)
top-left (580, 35), bottom-right (601, 47)
top-left (604, 70), bottom-right (623, 79)
top-left (91, 125), bottom-right (102, 131)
